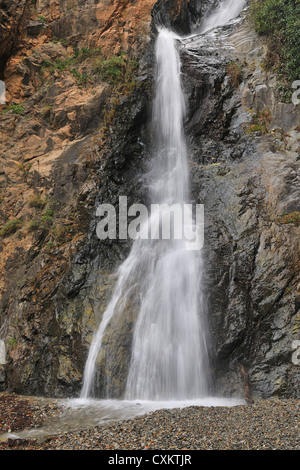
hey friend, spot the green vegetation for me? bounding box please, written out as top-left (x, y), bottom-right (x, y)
top-left (1, 103), bottom-right (25, 115)
top-left (26, 219), bottom-right (40, 233)
top-left (95, 54), bottom-right (139, 140)
top-left (98, 56), bottom-right (126, 84)
top-left (26, 198), bottom-right (56, 235)
top-left (249, 0), bottom-right (300, 100)
top-left (38, 15), bottom-right (47, 24)
top-left (70, 68), bottom-right (89, 87)
top-left (10, 103), bottom-right (25, 114)
top-left (42, 220), bottom-right (79, 251)
top-left (277, 211), bottom-right (300, 226)
top-left (28, 195), bottom-right (47, 209)
top-left (226, 61), bottom-right (243, 87)
top-left (26, 198), bottom-right (80, 248)
top-left (40, 47), bottom-right (139, 143)
top-left (0, 219), bottom-right (23, 238)
top-left (51, 224), bottom-right (74, 244)
top-left (41, 208), bottom-right (54, 224)
top-left (247, 109), bottom-right (272, 134)
top-left (40, 47), bottom-right (102, 87)
top-left (74, 47), bottom-right (102, 60)
top-left (98, 54), bottom-right (139, 90)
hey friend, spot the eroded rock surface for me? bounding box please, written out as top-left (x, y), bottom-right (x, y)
top-left (181, 20), bottom-right (300, 398)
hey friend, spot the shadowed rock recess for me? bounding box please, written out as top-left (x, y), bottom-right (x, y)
top-left (0, 0), bottom-right (299, 399)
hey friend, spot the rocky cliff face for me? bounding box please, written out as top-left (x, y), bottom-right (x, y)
top-left (180, 20), bottom-right (300, 398)
top-left (0, 0), bottom-right (299, 399)
top-left (0, 0), bottom-right (158, 395)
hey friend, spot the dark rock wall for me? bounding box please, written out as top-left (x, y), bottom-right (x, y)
top-left (180, 23), bottom-right (300, 398)
top-left (151, 0), bottom-right (214, 35)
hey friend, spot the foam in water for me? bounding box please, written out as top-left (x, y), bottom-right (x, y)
top-left (199, 0), bottom-right (247, 34)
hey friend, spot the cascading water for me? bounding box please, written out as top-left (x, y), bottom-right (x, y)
top-left (125, 30), bottom-right (209, 400)
top-left (199, 0), bottom-right (246, 34)
top-left (81, 29), bottom-right (210, 401)
top-left (80, 0), bottom-right (247, 403)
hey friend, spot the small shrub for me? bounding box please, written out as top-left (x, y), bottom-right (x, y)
top-left (98, 54), bottom-right (139, 86)
top-left (55, 58), bottom-right (75, 71)
top-left (0, 219), bottom-right (23, 237)
top-left (98, 56), bottom-right (126, 84)
top-left (28, 195), bottom-right (47, 209)
top-left (11, 103), bottom-right (25, 114)
top-left (277, 211), bottom-right (300, 226)
top-left (41, 208), bottom-right (54, 224)
top-left (1, 103), bottom-right (25, 115)
top-left (73, 47), bottom-right (102, 61)
top-left (227, 62), bottom-right (243, 87)
top-left (38, 15), bottom-right (47, 24)
top-left (71, 69), bottom-right (89, 87)
top-left (248, 0), bottom-right (300, 95)
top-left (247, 109), bottom-right (272, 135)
top-left (26, 220), bottom-right (40, 232)
top-left (52, 224), bottom-right (73, 245)
top-left (41, 48), bottom-right (102, 75)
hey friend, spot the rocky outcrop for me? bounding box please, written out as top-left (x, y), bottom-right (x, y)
top-left (0, 0), bottom-right (157, 396)
top-left (0, 0), bottom-right (30, 76)
top-left (181, 21), bottom-right (300, 398)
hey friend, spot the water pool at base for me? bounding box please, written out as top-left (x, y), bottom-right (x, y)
top-left (0, 397), bottom-right (245, 442)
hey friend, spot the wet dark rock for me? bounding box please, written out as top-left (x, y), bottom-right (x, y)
top-left (0, 0), bottom-right (29, 76)
top-left (179, 22), bottom-right (300, 399)
top-left (26, 20), bottom-right (45, 37)
top-left (151, 0), bottom-right (214, 35)
top-left (0, 366), bottom-right (6, 392)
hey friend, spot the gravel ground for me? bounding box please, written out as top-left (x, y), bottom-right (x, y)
top-left (0, 395), bottom-right (299, 450)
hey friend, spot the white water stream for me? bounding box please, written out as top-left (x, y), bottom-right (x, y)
top-left (81, 28), bottom-right (209, 402)
top-left (124, 29), bottom-right (210, 401)
top-left (200, 0), bottom-right (246, 34)
top-left (80, 0), bottom-right (247, 404)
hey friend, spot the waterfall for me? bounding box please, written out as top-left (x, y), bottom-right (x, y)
top-left (125, 30), bottom-right (209, 400)
top-left (200, 0), bottom-right (247, 34)
top-left (81, 29), bottom-right (209, 400)
top-left (80, 0), bottom-right (247, 402)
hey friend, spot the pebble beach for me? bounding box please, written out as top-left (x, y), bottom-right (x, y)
top-left (0, 393), bottom-right (299, 451)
